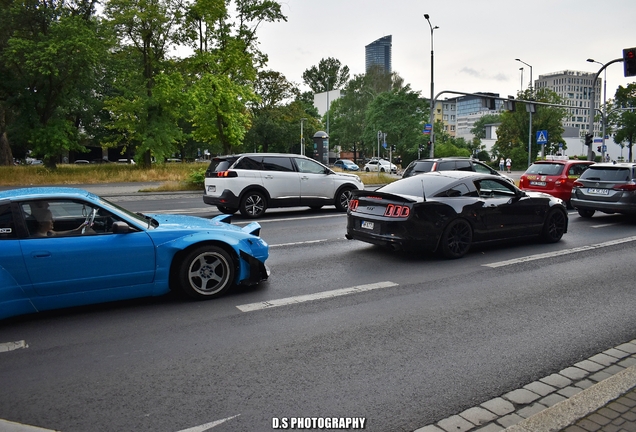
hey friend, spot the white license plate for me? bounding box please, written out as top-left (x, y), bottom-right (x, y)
top-left (207, 185), bottom-right (216, 192)
top-left (361, 221), bottom-right (374, 230)
top-left (587, 188), bottom-right (609, 195)
top-left (530, 181), bottom-right (546, 186)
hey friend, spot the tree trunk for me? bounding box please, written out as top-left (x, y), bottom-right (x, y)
top-left (0, 107), bottom-right (14, 165)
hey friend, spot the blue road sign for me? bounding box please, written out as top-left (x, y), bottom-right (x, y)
top-left (536, 130), bottom-right (548, 145)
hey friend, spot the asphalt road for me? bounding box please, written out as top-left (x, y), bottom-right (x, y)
top-left (1, 189), bottom-right (636, 432)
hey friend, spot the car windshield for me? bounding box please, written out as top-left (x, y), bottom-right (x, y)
top-left (525, 163), bottom-right (564, 176)
top-left (580, 167), bottom-right (633, 182)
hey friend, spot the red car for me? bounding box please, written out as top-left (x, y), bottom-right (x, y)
top-left (519, 158), bottom-right (594, 206)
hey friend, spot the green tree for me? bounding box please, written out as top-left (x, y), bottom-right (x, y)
top-left (493, 88), bottom-right (567, 168)
top-left (1, 0), bottom-right (110, 168)
top-left (302, 57), bottom-right (350, 93)
top-left (180, 0), bottom-right (286, 155)
top-left (470, 113), bottom-right (500, 159)
top-left (612, 83), bottom-right (636, 162)
top-left (104, 0), bottom-right (187, 167)
top-left (363, 86), bottom-right (428, 161)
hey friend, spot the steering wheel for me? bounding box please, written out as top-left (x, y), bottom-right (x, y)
top-left (82, 208), bottom-right (97, 234)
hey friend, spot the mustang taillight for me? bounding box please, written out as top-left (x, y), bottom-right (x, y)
top-left (216, 170), bottom-right (238, 178)
top-left (613, 183), bottom-right (636, 191)
top-left (349, 199), bottom-right (359, 211)
top-left (384, 204), bottom-right (410, 218)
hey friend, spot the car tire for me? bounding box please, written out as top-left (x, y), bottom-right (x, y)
top-left (365, 167), bottom-right (370, 172)
top-left (380, 167), bottom-right (385, 172)
top-left (439, 219), bottom-right (472, 259)
top-left (178, 245), bottom-right (235, 299)
top-left (240, 190), bottom-right (267, 218)
top-left (578, 208), bottom-right (595, 218)
top-left (541, 209), bottom-right (567, 243)
top-left (217, 205), bottom-right (237, 214)
top-left (335, 188), bottom-right (354, 212)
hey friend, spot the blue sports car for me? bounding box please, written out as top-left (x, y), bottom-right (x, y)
top-left (0, 187), bottom-right (270, 320)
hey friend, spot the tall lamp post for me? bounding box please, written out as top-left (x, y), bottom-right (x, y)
top-left (587, 59), bottom-right (607, 161)
top-left (519, 67), bottom-right (524, 92)
top-left (516, 58), bottom-right (534, 166)
top-left (424, 14), bottom-right (438, 158)
top-left (300, 118), bottom-right (307, 156)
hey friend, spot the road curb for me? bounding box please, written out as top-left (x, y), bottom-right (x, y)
top-left (505, 364), bottom-right (636, 432)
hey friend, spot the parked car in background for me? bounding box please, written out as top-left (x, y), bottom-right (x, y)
top-left (570, 162), bottom-right (636, 218)
top-left (203, 153), bottom-right (364, 218)
top-left (74, 160), bottom-right (89, 164)
top-left (333, 159), bottom-right (359, 171)
top-left (117, 158), bottom-right (136, 165)
top-left (363, 158), bottom-right (397, 173)
top-left (346, 171), bottom-right (567, 259)
top-left (402, 157), bottom-right (514, 184)
top-left (0, 187), bottom-right (270, 320)
top-left (519, 157), bottom-right (594, 207)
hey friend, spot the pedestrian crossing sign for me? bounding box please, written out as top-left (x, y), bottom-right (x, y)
top-left (536, 130), bottom-right (548, 145)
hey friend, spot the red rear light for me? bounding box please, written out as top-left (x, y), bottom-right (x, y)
top-left (384, 204), bottom-right (410, 218)
top-left (349, 199), bottom-right (359, 211)
top-left (573, 180), bottom-right (584, 188)
top-left (216, 170), bottom-right (238, 178)
top-left (613, 183), bottom-right (636, 191)
top-left (555, 178), bottom-right (566, 186)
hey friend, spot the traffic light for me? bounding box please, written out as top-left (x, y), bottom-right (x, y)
top-left (623, 47), bottom-right (636, 77)
top-left (584, 133), bottom-right (593, 146)
top-left (391, 145), bottom-right (396, 152)
top-left (419, 143), bottom-right (424, 151)
top-left (597, 146), bottom-right (602, 152)
top-left (504, 96), bottom-right (516, 112)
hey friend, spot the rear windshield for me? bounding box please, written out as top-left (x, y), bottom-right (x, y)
top-left (206, 158), bottom-right (235, 173)
top-left (403, 161), bottom-right (435, 177)
top-left (378, 174), bottom-right (461, 197)
top-left (525, 163), bottom-right (564, 176)
top-left (580, 167), bottom-right (633, 182)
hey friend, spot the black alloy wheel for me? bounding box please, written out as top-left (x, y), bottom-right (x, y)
top-left (440, 219), bottom-right (473, 259)
top-left (542, 209), bottom-right (567, 243)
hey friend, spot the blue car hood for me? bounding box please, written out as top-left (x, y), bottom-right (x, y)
top-left (146, 213), bottom-right (261, 236)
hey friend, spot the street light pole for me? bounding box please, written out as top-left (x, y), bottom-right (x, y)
top-left (516, 58), bottom-right (534, 166)
top-left (587, 59), bottom-right (607, 161)
top-left (424, 14), bottom-right (438, 158)
top-left (519, 67), bottom-right (524, 92)
top-left (300, 118), bottom-right (306, 156)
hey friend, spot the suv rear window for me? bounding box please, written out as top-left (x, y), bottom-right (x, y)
top-left (206, 157), bottom-right (238, 175)
top-left (580, 167), bottom-right (633, 182)
top-left (404, 161), bottom-right (435, 177)
top-left (525, 163), bottom-right (564, 176)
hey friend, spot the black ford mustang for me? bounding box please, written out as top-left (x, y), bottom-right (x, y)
top-left (345, 171), bottom-right (568, 258)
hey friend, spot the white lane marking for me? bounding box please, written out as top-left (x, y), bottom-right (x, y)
top-left (591, 223), bottom-right (620, 228)
top-left (237, 281), bottom-right (399, 312)
top-left (484, 236), bottom-right (636, 268)
top-left (176, 415), bottom-right (240, 432)
top-left (0, 340), bottom-right (28, 353)
top-left (0, 419), bottom-right (56, 431)
top-left (270, 239), bottom-right (329, 248)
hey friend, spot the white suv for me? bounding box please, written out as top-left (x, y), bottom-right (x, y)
top-left (203, 153), bottom-right (364, 218)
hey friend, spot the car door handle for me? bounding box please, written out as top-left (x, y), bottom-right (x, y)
top-left (264, 175), bottom-right (274, 179)
top-left (31, 251), bottom-right (52, 258)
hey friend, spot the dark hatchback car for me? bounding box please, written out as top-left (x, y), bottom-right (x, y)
top-left (346, 171), bottom-right (568, 259)
top-left (519, 158), bottom-right (594, 206)
top-left (402, 157), bottom-right (514, 184)
top-left (570, 162), bottom-right (636, 218)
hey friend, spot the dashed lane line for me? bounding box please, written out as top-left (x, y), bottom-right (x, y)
top-left (236, 281), bottom-right (399, 312)
top-left (0, 340), bottom-right (28, 353)
top-left (483, 235), bottom-right (636, 268)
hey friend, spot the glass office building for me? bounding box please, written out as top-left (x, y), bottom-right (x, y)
top-left (365, 35), bottom-right (392, 73)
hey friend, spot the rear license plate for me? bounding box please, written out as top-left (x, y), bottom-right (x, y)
top-left (587, 188), bottom-right (609, 195)
top-left (207, 185), bottom-right (216, 192)
top-left (530, 181), bottom-right (546, 186)
top-left (361, 221), bottom-right (374, 230)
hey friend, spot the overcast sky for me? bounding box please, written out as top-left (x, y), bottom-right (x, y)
top-left (256, 0), bottom-right (636, 102)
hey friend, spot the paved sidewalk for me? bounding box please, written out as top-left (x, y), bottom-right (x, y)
top-left (415, 340), bottom-right (636, 432)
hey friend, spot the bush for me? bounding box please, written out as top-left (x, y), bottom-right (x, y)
top-left (187, 167), bottom-right (206, 188)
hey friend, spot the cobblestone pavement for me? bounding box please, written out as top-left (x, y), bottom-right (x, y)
top-left (415, 340), bottom-right (636, 432)
top-left (562, 388), bottom-right (636, 432)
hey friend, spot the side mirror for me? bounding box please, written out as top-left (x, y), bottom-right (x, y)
top-left (111, 221), bottom-right (131, 234)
